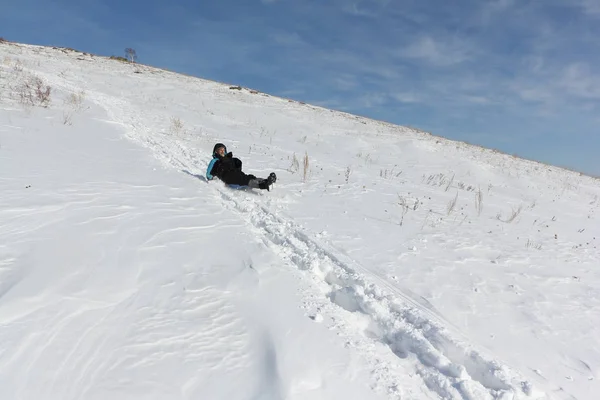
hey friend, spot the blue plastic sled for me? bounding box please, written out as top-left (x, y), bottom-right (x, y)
top-left (226, 184), bottom-right (251, 190)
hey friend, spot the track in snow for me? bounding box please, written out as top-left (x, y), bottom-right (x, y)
top-left (203, 179), bottom-right (541, 400)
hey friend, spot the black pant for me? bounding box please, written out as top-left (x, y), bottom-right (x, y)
top-left (221, 169), bottom-right (254, 186)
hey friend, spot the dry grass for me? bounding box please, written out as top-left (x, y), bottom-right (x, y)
top-left (447, 192), bottom-right (459, 215)
top-left (497, 204), bottom-right (523, 223)
top-left (445, 174), bottom-right (455, 192)
top-left (475, 187), bottom-right (483, 216)
top-left (526, 239), bottom-right (543, 250)
top-left (380, 166), bottom-right (402, 179)
top-left (303, 152), bottom-right (310, 182)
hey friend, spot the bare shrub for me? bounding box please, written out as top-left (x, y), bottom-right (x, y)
top-left (125, 48), bottom-right (137, 63)
top-left (287, 153), bottom-right (300, 174)
top-left (398, 195), bottom-right (419, 226)
top-left (345, 166), bottom-right (352, 184)
top-left (170, 116), bottom-right (184, 136)
top-left (64, 90), bottom-right (85, 110)
top-left (61, 90), bottom-right (86, 125)
top-left (17, 75), bottom-right (51, 107)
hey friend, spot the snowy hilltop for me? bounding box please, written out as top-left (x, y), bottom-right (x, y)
top-left (1, 41), bottom-right (599, 400)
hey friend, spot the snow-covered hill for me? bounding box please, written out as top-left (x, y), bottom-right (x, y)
top-left (1, 41), bottom-right (599, 400)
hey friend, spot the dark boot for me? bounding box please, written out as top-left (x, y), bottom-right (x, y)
top-left (258, 180), bottom-right (270, 191)
top-left (249, 173), bottom-right (276, 191)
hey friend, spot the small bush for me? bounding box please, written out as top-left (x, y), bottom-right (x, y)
top-left (61, 90), bottom-right (87, 126)
top-left (110, 56), bottom-right (129, 62)
top-left (169, 116), bottom-right (185, 136)
top-left (65, 90), bottom-right (85, 109)
top-left (287, 153), bottom-right (300, 174)
top-left (17, 75), bottom-right (51, 107)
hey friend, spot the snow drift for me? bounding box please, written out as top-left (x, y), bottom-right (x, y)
top-left (1, 41), bottom-right (599, 400)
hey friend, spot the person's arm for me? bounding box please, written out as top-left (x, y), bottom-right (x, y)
top-left (206, 159), bottom-right (218, 180)
top-left (234, 157), bottom-right (242, 169)
top-left (226, 152), bottom-right (243, 169)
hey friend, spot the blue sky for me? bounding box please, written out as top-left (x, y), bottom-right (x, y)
top-left (2, 0), bottom-right (599, 175)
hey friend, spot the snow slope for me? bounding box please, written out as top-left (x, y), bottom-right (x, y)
top-left (1, 42), bottom-right (599, 400)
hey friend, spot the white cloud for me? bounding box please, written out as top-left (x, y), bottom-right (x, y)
top-left (578, 0), bottom-right (600, 15)
top-left (476, 0), bottom-right (516, 24)
top-left (333, 74), bottom-right (359, 91)
top-left (463, 95), bottom-right (492, 105)
top-left (340, 0), bottom-right (391, 17)
top-left (514, 86), bottom-right (554, 103)
top-left (390, 92), bottom-right (421, 104)
top-left (360, 93), bottom-right (388, 108)
top-left (399, 36), bottom-right (472, 66)
top-left (343, 3), bottom-right (377, 17)
top-left (561, 63), bottom-right (600, 99)
top-left (271, 32), bottom-right (305, 46)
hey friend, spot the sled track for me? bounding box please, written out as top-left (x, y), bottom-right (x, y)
top-left (213, 186), bottom-right (543, 400)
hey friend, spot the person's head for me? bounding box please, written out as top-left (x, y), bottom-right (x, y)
top-left (213, 143), bottom-right (227, 158)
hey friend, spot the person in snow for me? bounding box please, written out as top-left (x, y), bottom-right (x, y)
top-left (206, 143), bottom-right (276, 190)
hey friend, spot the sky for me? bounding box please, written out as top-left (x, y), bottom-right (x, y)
top-left (2, 0), bottom-right (599, 176)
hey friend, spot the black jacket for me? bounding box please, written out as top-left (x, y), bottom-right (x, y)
top-left (207, 152), bottom-right (248, 184)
